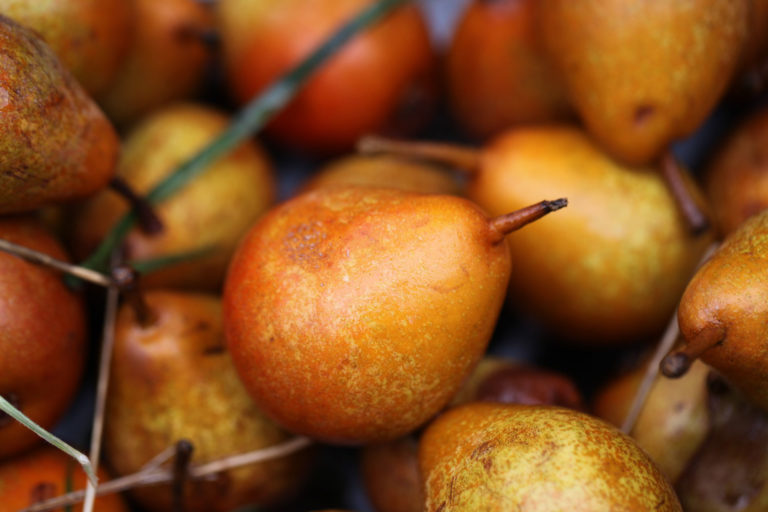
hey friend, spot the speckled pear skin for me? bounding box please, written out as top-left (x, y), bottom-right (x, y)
top-left (677, 209), bottom-right (768, 411)
top-left (223, 186), bottom-right (511, 443)
top-left (539, 1), bottom-right (750, 165)
top-left (419, 403), bottom-right (682, 512)
top-left (104, 291), bottom-right (308, 512)
top-left (469, 125), bottom-right (711, 344)
top-left (0, 15), bottom-right (119, 214)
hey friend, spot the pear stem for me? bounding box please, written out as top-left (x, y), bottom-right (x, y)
top-left (111, 264), bottom-right (157, 328)
top-left (661, 152), bottom-right (709, 235)
top-left (357, 135), bottom-right (482, 174)
top-left (172, 440), bottom-right (194, 512)
top-left (0, 238), bottom-right (112, 288)
top-left (488, 199), bottom-right (568, 245)
top-left (661, 322), bottom-right (726, 378)
top-left (19, 436), bottom-right (313, 512)
top-left (108, 177), bottom-right (164, 236)
top-left (174, 24), bottom-right (219, 49)
top-left (79, 0), bottom-right (410, 274)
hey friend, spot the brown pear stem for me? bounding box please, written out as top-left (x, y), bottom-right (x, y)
top-left (357, 135), bottom-right (482, 175)
top-left (660, 152), bottom-right (709, 235)
top-left (661, 323), bottom-right (726, 378)
top-left (19, 436), bottom-right (313, 512)
top-left (175, 24), bottom-right (219, 49)
top-left (172, 440), bottom-right (194, 512)
top-left (488, 199), bottom-right (568, 244)
top-left (109, 177), bottom-right (164, 236)
top-left (0, 238), bottom-right (112, 287)
top-left (111, 264), bottom-right (157, 327)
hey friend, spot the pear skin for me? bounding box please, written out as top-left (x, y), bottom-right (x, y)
top-left (0, 0), bottom-right (135, 96)
top-left (469, 125), bottom-right (711, 344)
top-left (419, 403), bottom-right (681, 511)
top-left (539, 1), bottom-right (750, 165)
top-left (703, 106), bottom-right (768, 237)
top-left (104, 291), bottom-right (309, 512)
top-left (0, 448), bottom-right (128, 511)
top-left (446, 0), bottom-right (571, 140)
top-left (672, 209), bottom-right (768, 412)
top-left (593, 359), bottom-right (710, 482)
top-left (223, 187), bottom-right (563, 443)
top-left (0, 15), bottom-right (119, 214)
top-left (98, 0), bottom-right (214, 127)
top-left (301, 154), bottom-right (463, 196)
top-left (71, 103), bottom-right (276, 291)
top-left (0, 216), bottom-right (86, 459)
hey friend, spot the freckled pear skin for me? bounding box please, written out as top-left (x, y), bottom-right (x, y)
top-left (0, 15), bottom-right (119, 214)
top-left (676, 209), bottom-right (768, 411)
top-left (469, 126), bottom-right (710, 344)
top-left (419, 403), bottom-right (681, 512)
top-left (539, 1), bottom-right (750, 165)
top-left (223, 187), bottom-right (512, 443)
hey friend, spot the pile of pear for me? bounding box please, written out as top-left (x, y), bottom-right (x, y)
top-left (4, 0), bottom-right (768, 511)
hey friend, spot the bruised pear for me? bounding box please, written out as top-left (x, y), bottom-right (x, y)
top-left (539, 1), bottom-right (750, 165)
top-left (104, 291), bottom-right (309, 512)
top-left (0, 15), bottom-right (119, 214)
top-left (419, 403), bottom-right (681, 511)
top-left (663, 209), bottom-right (768, 412)
top-left (223, 186), bottom-right (565, 443)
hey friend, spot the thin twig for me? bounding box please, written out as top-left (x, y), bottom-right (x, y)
top-left (19, 436), bottom-right (313, 512)
top-left (621, 241), bottom-right (720, 433)
top-left (83, 254), bottom-right (122, 512)
top-left (0, 238), bottom-right (112, 287)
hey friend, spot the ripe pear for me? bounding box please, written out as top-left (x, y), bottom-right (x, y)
top-left (217, 0), bottom-right (437, 154)
top-left (593, 358), bottom-right (710, 482)
top-left (538, 0), bottom-right (750, 165)
top-left (703, 105), bottom-right (768, 237)
top-left (0, 15), bottom-right (119, 214)
top-left (104, 291), bottom-right (310, 512)
top-left (0, 447), bottom-right (128, 511)
top-left (301, 154), bottom-right (463, 196)
top-left (98, 0), bottom-right (214, 127)
top-left (0, 216), bottom-right (86, 459)
top-left (71, 103), bottom-right (276, 291)
top-left (446, 0), bottom-right (572, 140)
top-left (419, 403), bottom-right (681, 511)
top-left (223, 186), bottom-right (565, 443)
top-left (0, 0), bottom-right (135, 96)
top-left (663, 208), bottom-right (768, 412)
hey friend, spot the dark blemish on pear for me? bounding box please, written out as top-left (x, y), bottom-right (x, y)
top-left (29, 481), bottom-right (56, 505)
top-left (634, 105), bottom-right (655, 127)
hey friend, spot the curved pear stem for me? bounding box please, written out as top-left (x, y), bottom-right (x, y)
top-left (172, 440), bottom-right (194, 512)
top-left (660, 152), bottom-right (709, 235)
top-left (357, 135), bottom-right (482, 175)
top-left (109, 177), bottom-right (164, 236)
top-left (661, 323), bottom-right (726, 378)
top-left (488, 199), bottom-right (567, 244)
top-left (111, 264), bottom-right (157, 327)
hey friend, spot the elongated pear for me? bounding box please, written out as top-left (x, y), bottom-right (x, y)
top-left (223, 186), bottom-right (565, 443)
top-left (0, 15), bottom-right (119, 214)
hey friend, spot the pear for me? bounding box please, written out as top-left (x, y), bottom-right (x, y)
top-left (71, 103), bottom-right (276, 291)
top-left (104, 290), bottom-right (310, 512)
top-left (98, 0), bottom-right (214, 127)
top-left (538, 0), bottom-right (750, 165)
top-left (593, 358), bottom-right (710, 482)
top-left (0, 0), bottom-right (135, 96)
top-left (419, 402), bottom-right (681, 511)
top-left (362, 436), bottom-right (423, 512)
top-left (0, 447), bottom-right (128, 511)
top-left (223, 186), bottom-right (565, 443)
top-left (216, 0), bottom-right (437, 154)
top-left (0, 15), bottom-right (119, 214)
top-left (0, 216), bottom-right (86, 459)
top-left (301, 154), bottom-right (463, 196)
top-left (703, 105), bottom-right (768, 237)
top-left (662, 208), bottom-right (768, 412)
top-left (446, 0), bottom-right (572, 140)
top-left (361, 126), bottom-right (711, 344)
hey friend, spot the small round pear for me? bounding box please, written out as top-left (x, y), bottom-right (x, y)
top-left (419, 403), bottom-right (681, 511)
